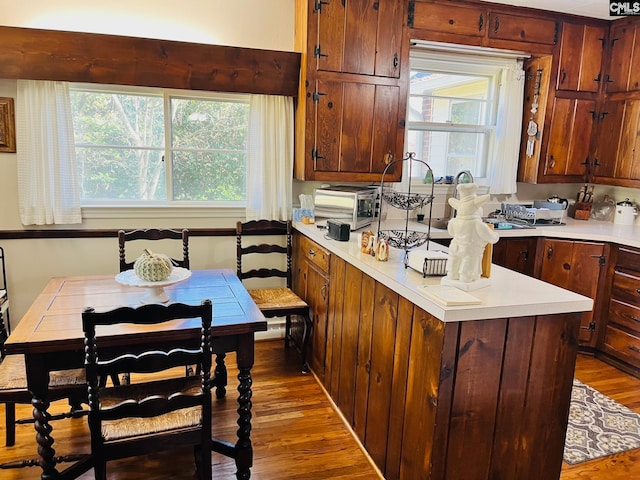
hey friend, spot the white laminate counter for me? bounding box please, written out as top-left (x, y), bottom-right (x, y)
top-left (294, 221), bottom-right (593, 323)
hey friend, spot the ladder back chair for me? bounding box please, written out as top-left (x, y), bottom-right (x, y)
top-left (117, 228), bottom-right (193, 384)
top-left (118, 228), bottom-right (190, 272)
top-left (0, 247), bottom-right (88, 470)
top-left (82, 300), bottom-right (213, 480)
top-left (236, 220), bottom-right (312, 373)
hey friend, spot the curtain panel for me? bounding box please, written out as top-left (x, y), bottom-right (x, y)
top-left (16, 80), bottom-right (81, 225)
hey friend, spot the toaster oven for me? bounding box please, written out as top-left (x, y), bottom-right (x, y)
top-left (313, 186), bottom-right (377, 231)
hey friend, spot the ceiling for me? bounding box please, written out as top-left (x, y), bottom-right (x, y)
top-left (483, 0), bottom-right (614, 20)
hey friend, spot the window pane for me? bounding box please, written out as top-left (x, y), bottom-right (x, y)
top-left (406, 130), bottom-right (488, 179)
top-left (172, 150), bottom-right (246, 201)
top-left (77, 147), bottom-right (166, 201)
top-left (71, 92), bottom-right (164, 147)
top-left (171, 98), bottom-right (249, 150)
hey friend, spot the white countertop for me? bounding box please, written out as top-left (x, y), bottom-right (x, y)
top-left (294, 221), bottom-right (593, 323)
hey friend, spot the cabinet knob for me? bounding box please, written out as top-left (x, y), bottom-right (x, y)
top-left (563, 263), bottom-right (571, 271)
top-left (309, 249), bottom-right (316, 257)
top-left (628, 345), bottom-right (640, 354)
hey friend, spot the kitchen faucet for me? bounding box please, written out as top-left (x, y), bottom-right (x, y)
top-left (449, 170), bottom-right (474, 220)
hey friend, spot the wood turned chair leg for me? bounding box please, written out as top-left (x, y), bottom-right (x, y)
top-left (284, 315), bottom-right (291, 348)
top-left (5, 402), bottom-right (15, 447)
top-left (301, 313), bottom-right (313, 374)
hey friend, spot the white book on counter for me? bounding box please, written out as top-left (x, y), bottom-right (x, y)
top-left (419, 285), bottom-right (481, 306)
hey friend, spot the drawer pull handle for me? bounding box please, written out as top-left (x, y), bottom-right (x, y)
top-left (308, 249), bottom-right (316, 257)
top-left (628, 345), bottom-right (640, 354)
top-left (631, 316), bottom-right (640, 323)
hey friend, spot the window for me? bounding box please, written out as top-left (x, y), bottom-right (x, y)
top-left (406, 44), bottom-right (525, 192)
top-left (70, 84), bottom-right (249, 205)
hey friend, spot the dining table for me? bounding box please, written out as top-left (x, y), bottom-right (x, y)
top-left (4, 268), bottom-right (267, 480)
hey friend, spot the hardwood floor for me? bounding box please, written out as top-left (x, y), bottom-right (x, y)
top-left (1, 343), bottom-right (638, 479)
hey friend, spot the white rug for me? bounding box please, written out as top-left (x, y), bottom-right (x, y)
top-left (563, 379), bottom-right (640, 465)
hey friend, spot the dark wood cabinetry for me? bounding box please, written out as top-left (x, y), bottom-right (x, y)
top-left (492, 237), bottom-right (538, 277)
top-left (321, 251), bottom-right (580, 480)
top-left (601, 246), bottom-right (640, 373)
top-left (487, 11), bottom-right (558, 45)
top-left (543, 97), bottom-right (596, 180)
top-left (556, 22), bottom-right (605, 93)
top-left (293, 234), bottom-right (331, 381)
top-left (538, 239), bottom-right (608, 348)
top-left (294, 0), bottom-right (408, 182)
top-left (605, 21), bottom-right (640, 93)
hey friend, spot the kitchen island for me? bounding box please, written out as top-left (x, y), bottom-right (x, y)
top-left (293, 222), bottom-right (592, 480)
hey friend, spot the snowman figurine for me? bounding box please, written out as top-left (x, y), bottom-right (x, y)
top-left (444, 183), bottom-right (499, 286)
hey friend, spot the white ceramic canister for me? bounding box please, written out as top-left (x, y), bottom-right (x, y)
top-left (614, 198), bottom-right (638, 225)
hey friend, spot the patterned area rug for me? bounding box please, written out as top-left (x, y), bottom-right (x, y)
top-left (563, 379), bottom-right (640, 465)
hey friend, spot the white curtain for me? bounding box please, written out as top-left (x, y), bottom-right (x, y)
top-left (16, 80), bottom-right (81, 225)
top-left (245, 95), bottom-right (294, 221)
top-left (489, 60), bottom-right (525, 195)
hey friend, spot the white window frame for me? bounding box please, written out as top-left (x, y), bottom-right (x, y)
top-left (405, 42), bottom-right (527, 193)
top-left (69, 83), bottom-right (250, 217)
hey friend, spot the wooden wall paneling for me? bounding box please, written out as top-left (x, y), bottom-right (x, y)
top-left (353, 274), bottom-right (375, 442)
top-left (399, 309), bottom-right (450, 480)
top-left (384, 296), bottom-right (414, 480)
top-left (327, 255), bottom-right (347, 395)
top-left (513, 314), bottom-right (580, 479)
top-left (0, 26), bottom-right (300, 97)
top-left (489, 316), bottom-right (536, 479)
top-left (335, 263), bottom-right (363, 424)
top-left (443, 318), bottom-right (507, 479)
top-left (364, 281), bottom-right (399, 471)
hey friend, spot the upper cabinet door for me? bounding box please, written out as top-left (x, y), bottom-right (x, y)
top-left (557, 22), bottom-right (605, 93)
top-left (606, 23), bottom-right (636, 93)
top-left (411, 2), bottom-right (487, 38)
top-left (316, 0), bottom-right (402, 78)
top-left (487, 12), bottom-right (558, 45)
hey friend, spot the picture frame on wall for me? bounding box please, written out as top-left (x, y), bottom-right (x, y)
top-left (0, 97), bottom-right (16, 153)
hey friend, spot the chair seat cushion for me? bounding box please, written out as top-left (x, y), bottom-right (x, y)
top-left (99, 377), bottom-right (203, 441)
top-left (247, 287), bottom-right (308, 311)
top-left (0, 354), bottom-right (85, 390)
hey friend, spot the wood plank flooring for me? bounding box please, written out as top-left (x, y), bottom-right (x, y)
top-left (1, 343), bottom-right (638, 479)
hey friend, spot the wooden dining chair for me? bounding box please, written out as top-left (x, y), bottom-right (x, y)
top-left (236, 220), bottom-right (313, 373)
top-left (82, 300), bottom-right (213, 480)
top-left (117, 228), bottom-right (192, 384)
top-left (0, 250), bottom-right (87, 469)
top-left (118, 228), bottom-right (190, 272)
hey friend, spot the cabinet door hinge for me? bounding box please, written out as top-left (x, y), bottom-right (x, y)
top-left (591, 254), bottom-right (607, 267)
top-left (554, 21), bottom-right (559, 44)
top-left (314, 0), bottom-right (329, 13)
top-left (312, 91), bottom-right (326, 103)
top-left (314, 45), bottom-right (328, 59)
top-left (407, 1), bottom-right (415, 28)
top-left (311, 148), bottom-right (325, 161)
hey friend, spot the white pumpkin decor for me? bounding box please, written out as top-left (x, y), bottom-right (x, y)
top-left (133, 249), bottom-right (174, 282)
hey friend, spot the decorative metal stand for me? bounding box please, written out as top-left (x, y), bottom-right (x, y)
top-left (376, 152), bottom-right (435, 265)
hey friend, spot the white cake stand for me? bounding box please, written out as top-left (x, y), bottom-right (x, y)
top-left (115, 267), bottom-right (192, 303)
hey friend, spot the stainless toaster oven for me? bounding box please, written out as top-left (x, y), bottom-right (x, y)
top-left (313, 185), bottom-right (377, 231)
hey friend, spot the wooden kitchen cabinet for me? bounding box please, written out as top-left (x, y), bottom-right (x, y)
top-left (556, 22), bottom-right (605, 93)
top-left (542, 96), bottom-right (595, 181)
top-left (591, 99), bottom-right (640, 187)
top-left (293, 233), bottom-right (331, 381)
top-left (492, 237), bottom-right (538, 277)
top-left (487, 11), bottom-right (558, 45)
top-left (605, 21), bottom-right (640, 93)
top-left (294, 0), bottom-right (407, 182)
top-left (538, 238), bottom-right (608, 348)
top-left (322, 252), bottom-right (580, 479)
top-left (600, 246), bottom-right (640, 374)
top-left (316, 0), bottom-right (403, 78)
top-left (410, 1), bottom-right (487, 40)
